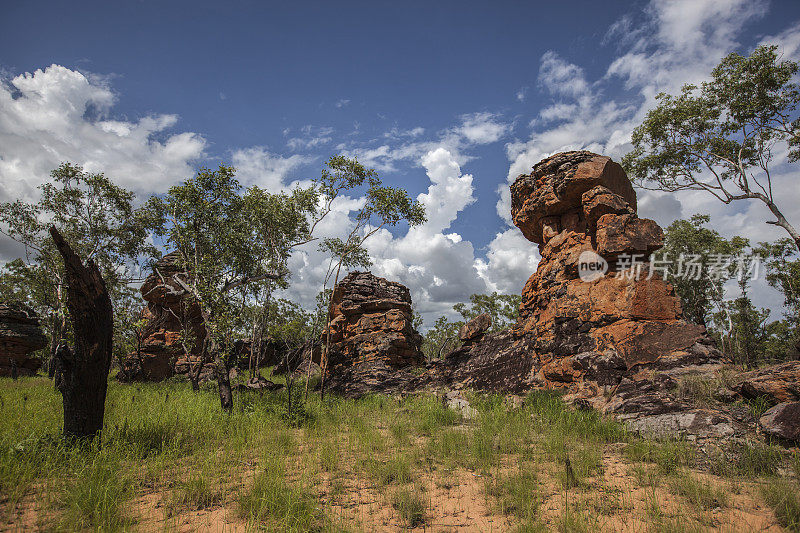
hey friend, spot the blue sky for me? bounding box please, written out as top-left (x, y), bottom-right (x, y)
top-left (2, 0), bottom-right (800, 324)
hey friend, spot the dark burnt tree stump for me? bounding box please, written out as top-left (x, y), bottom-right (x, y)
top-left (50, 227), bottom-right (114, 439)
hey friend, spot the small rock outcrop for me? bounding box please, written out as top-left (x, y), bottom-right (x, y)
top-left (759, 401), bottom-right (800, 444)
top-left (119, 252), bottom-right (206, 381)
top-left (0, 303), bottom-right (47, 376)
top-left (322, 271), bottom-right (424, 397)
top-left (734, 360), bottom-right (800, 406)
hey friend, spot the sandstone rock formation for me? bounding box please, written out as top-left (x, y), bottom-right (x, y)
top-left (513, 152), bottom-right (728, 426)
top-left (459, 313), bottom-right (491, 344)
top-left (0, 303), bottom-right (47, 377)
top-left (733, 360), bottom-right (800, 406)
top-left (426, 151), bottom-right (734, 439)
top-left (510, 151), bottom-right (637, 246)
top-left (120, 253), bottom-right (283, 382)
top-left (119, 252), bottom-right (206, 381)
top-left (759, 401), bottom-right (800, 443)
top-left (322, 271), bottom-right (424, 397)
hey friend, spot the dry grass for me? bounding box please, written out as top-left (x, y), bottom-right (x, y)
top-left (0, 376), bottom-right (797, 531)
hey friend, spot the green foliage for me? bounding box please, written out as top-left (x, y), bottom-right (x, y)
top-left (485, 468), bottom-right (540, 521)
top-left (755, 238), bottom-right (800, 358)
top-left (170, 472), bottom-right (224, 511)
top-left (757, 239), bottom-right (800, 315)
top-left (142, 165), bottom-right (327, 408)
top-left (238, 457), bottom-right (322, 531)
top-left (761, 480), bottom-right (800, 532)
top-left (421, 291), bottom-right (521, 360)
top-left (0, 162), bottom-right (155, 362)
top-left (4, 377), bottom-right (799, 531)
top-left (315, 155), bottom-right (426, 276)
top-left (391, 487), bottom-right (427, 528)
top-left (666, 471), bottom-right (729, 511)
top-left (421, 315), bottom-right (463, 360)
top-left (660, 214), bottom-right (747, 327)
top-left (623, 45), bottom-right (800, 251)
top-left (242, 298), bottom-right (316, 348)
top-left (710, 440), bottom-right (783, 478)
top-left (314, 156), bottom-right (425, 394)
top-left (659, 215), bottom-right (798, 366)
top-left (143, 165), bottom-right (312, 338)
top-left (367, 454), bottom-right (415, 487)
top-left (453, 291), bottom-right (521, 331)
top-left (624, 439), bottom-right (696, 475)
top-left (57, 454), bottom-right (133, 531)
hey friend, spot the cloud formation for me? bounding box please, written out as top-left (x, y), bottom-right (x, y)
top-left (0, 65), bottom-right (205, 203)
top-left (499, 0), bottom-right (800, 313)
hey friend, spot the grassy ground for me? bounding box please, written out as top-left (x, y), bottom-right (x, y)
top-left (0, 375), bottom-right (798, 532)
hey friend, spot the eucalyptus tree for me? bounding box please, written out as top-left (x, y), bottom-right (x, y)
top-left (623, 45), bottom-right (800, 251)
top-left (421, 316), bottom-right (463, 361)
top-left (317, 159), bottom-right (426, 398)
top-left (142, 165), bottom-right (320, 410)
top-left (453, 292), bottom-right (522, 332)
top-left (755, 238), bottom-right (800, 357)
top-left (660, 214), bottom-right (747, 328)
top-left (0, 163), bottom-right (154, 367)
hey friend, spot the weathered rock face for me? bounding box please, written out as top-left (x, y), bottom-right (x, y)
top-left (459, 313), bottom-right (491, 344)
top-left (425, 329), bottom-right (537, 393)
top-left (759, 401), bottom-right (800, 443)
top-left (427, 151), bottom-right (731, 439)
top-left (0, 303), bottom-right (47, 376)
top-left (511, 151), bottom-right (637, 246)
top-left (322, 271), bottom-right (424, 397)
top-left (119, 252), bottom-right (207, 382)
top-left (733, 360), bottom-right (800, 406)
top-left (509, 152), bottom-right (720, 388)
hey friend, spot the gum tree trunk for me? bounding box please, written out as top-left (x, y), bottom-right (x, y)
top-left (49, 227), bottom-right (113, 439)
top-left (207, 334), bottom-right (233, 411)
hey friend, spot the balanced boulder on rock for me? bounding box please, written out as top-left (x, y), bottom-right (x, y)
top-left (423, 151), bottom-right (732, 440)
top-left (459, 313), bottom-right (491, 344)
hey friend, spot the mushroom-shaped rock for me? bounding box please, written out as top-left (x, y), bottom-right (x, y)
top-left (511, 151), bottom-right (637, 245)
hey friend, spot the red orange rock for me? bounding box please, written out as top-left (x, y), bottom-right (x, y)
top-left (323, 271), bottom-right (424, 397)
top-left (0, 303), bottom-right (46, 377)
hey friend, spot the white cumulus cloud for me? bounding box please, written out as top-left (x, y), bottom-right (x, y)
top-left (0, 65), bottom-right (205, 204)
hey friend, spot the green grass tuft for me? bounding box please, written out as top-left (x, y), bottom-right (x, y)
top-left (761, 479), bottom-right (800, 532)
top-left (238, 457), bottom-right (322, 532)
top-left (56, 454), bottom-right (132, 531)
top-left (391, 486), bottom-right (427, 528)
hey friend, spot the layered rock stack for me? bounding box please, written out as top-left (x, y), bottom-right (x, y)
top-left (119, 253), bottom-right (287, 382)
top-left (425, 151), bottom-right (734, 438)
top-left (510, 151), bottom-right (730, 434)
top-left (322, 271), bottom-right (424, 397)
top-left (119, 252), bottom-right (207, 381)
top-left (0, 303), bottom-right (47, 377)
